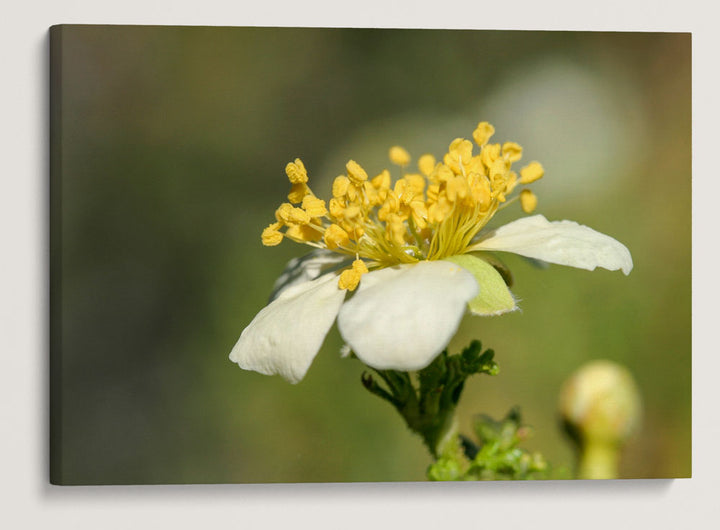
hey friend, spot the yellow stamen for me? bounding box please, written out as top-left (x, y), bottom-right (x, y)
top-left (324, 223), bottom-right (351, 250)
top-left (285, 159), bottom-right (308, 184)
top-left (389, 146), bottom-right (411, 167)
top-left (337, 259), bottom-right (369, 291)
top-left (261, 122), bottom-right (544, 267)
top-left (520, 189), bottom-right (538, 213)
top-left (520, 161), bottom-right (544, 184)
top-left (346, 160), bottom-right (369, 186)
top-left (261, 222), bottom-right (283, 246)
top-left (473, 121), bottom-right (495, 147)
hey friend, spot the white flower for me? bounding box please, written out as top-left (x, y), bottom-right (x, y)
top-left (229, 122), bottom-right (633, 383)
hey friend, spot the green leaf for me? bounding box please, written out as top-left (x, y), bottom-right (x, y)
top-left (443, 254), bottom-right (517, 316)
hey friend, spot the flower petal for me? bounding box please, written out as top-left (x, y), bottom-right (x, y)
top-left (337, 260), bottom-right (478, 371)
top-left (443, 254), bottom-right (518, 316)
top-left (230, 273), bottom-right (346, 383)
top-left (269, 249), bottom-right (350, 302)
top-left (472, 215), bottom-right (633, 275)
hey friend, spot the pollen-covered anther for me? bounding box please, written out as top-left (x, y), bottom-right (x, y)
top-left (473, 121), bottom-right (495, 147)
top-left (444, 139), bottom-right (473, 174)
top-left (337, 259), bottom-right (369, 291)
top-left (418, 154), bottom-right (436, 177)
top-left (520, 161), bottom-right (544, 184)
top-left (261, 222), bottom-right (283, 246)
top-left (324, 223), bottom-right (351, 250)
top-left (287, 183), bottom-right (310, 204)
top-left (286, 224), bottom-right (322, 242)
top-left (332, 175), bottom-right (350, 198)
top-left (502, 142), bottom-right (523, 163)
top-left (276, 203), bottom-right (311, 225)
top-left (285, 159), bottom-right (308, 184)
top-left (302, 195), bottom-right (328, 218)
top-left (346, 160), bottom-right (369, 186)
top-left (520, 189), bottom-right (538, 213)
top-left (389, 146), bottom-right (411, 167)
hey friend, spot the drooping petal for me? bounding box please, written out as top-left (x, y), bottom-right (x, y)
top-left (337, 260), bottom-right (478, 371)
top-left (471, 215), bottom-right (633, 275)
top-left (269, 249), bottom-right (350, 302)
top-left (443, 254), bottom-right (518, 316)
top-left (230, 273), bottom-right (346, 384)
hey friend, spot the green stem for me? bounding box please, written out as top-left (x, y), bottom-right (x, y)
top-left (577, 441), bottom-right (620, 479)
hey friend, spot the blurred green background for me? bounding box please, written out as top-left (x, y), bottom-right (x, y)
top-left (51, 26), bottom-right (690, 484)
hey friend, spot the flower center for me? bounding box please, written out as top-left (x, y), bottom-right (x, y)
top-left (260, 121), bottom-right (544, 290)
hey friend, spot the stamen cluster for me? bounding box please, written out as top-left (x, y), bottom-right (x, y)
top-left (261, 122), bottom-right (544, 291)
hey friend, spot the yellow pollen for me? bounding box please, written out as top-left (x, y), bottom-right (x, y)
top-left (346, 160), bottom-right (369, 186)
top-left (337, 259), bottom-right (369, 291)
top-left (418, 154), bottom-right (436, 177)
top-left (520, 189), bottom-right (538, 213)
top-left (287, 183), bottom-right (309, 204)
top-left (389, 146), bottom-right (411, 167)
top-left (302, 195), bottom-right (328, 217)
top-left (332, 175), bottom-right (350, 198)
top-left (473, 121), bottom-right (495, 147)
top-left (520, 161), bottom-right (544, 184)
top-left (502, 142), bottom-right (523, 163)
top-left (285, 159), bottom-right (308, 184)
top-left (261, 122), bottom-right (544, 265)
top-left (261, 222), bottom-right (283, 246)
top-left (324, 223), bottom-right (351, 250)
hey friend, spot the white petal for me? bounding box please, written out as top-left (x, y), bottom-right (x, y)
top-left (337, 261), bottom-right (478, 371)
top-left (229, 273), bottom-right (346, 383)
top-left (472, 215), bottom-right (633, 275)
top-left (269, 249), bottom-right (350, 302)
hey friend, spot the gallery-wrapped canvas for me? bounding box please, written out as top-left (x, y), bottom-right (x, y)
top-left (49, 25), bottom-right (691, 485)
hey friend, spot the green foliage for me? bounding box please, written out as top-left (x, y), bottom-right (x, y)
top-left (428, 407), bottom-right (548, 481)
top-left (361, 340), bottom-right (498, 458)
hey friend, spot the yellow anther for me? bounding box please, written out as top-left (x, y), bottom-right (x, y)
top-left (472, 121), bottom-right (495, 147)
top-left (433, 164), bottom-right (454, 183)
top-left (343, 204), bottom-right (362, 221)
top-left (275, 203), bottom-right (294, 224)
top-left (444, 138), bottom-right (473, 174)
top-left (403, 173), bottom-right (426, 195)
top-left (480, 143), bottom-right (501, 168)
top-left (520, 189), bottom-right (538, 213)
top-left (409, 200), bottom-right (428, 229)
top-left (428, 195), bottom-right (453, 224)
top-left (346, 160), bottom-right (369, 186)
top-left (446, 174), bottom-right (469, 203)
top-left (426, 183), bottom-right (440, 204)
top-left (469, 175), bottom-right (492, 208)
top-left (287, 183), bottom-right (310, 204)
top-left (466, 155), bottom-right (485, 176)
top-left (332, 175), bottom-right (350, 198)
top-left (389, 146), bottom-right (411, 166)
top-left (520, 161), bottom-right (544, 184)
top-left (302, 195), bottom-right (328, 218)
top-left (328, 197), bottom-right (345, 218)
top-left (386, 214), bottom-right (407, 247)
top-left (261, 222), bottom-right (283, 246)
top-left (502, 142), bottom-right (523, 163)
top-left (418, 154), bottom-right (436, 177)
top-left (276, 203), bottom-right (311, 225)
top-left (286, 223), bottom-right (322, 242)
top-left (324, 223), bottom-right (350, 250)
top-left (505, 171), bottom-right (518, 194)
top-left (337, 259), bottom-right (369, 291)
top-left (489, 158), bottom-right (509, 181)
top-left (371, 169), bottom-right (391, 191)
top-left (285, 159), bottom-right (308, 184)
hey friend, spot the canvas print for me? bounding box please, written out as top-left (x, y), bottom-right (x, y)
top-left (49, 26), bottom-right (691, 484)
